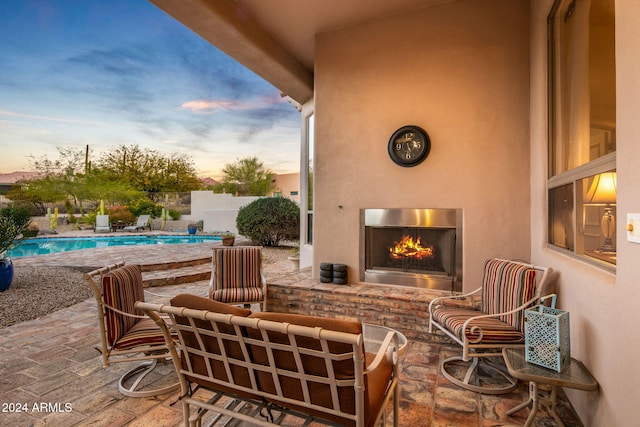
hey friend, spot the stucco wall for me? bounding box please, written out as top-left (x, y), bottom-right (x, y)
top-left (190, 191), bottom-right (259, 233)
top-left (270, 172), bottom-right (300, 202)
top-left (313, 0), bottom-right (532, 287)
top-left (530, 1), bottom-right (640, 425)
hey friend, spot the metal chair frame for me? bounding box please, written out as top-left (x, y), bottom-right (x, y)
top-left (428, 258), bottom-right (554, 394)
top-left (138, 301), bottom-right (400, 427)
top-left (84, 262), bottom-right (179, 397)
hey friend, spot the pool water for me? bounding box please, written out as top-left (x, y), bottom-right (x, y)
top-left (7, 235), bottom-right (222, 258)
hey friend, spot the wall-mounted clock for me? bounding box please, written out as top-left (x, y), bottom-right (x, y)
top-left (388, 125), bottom-right (431, 167)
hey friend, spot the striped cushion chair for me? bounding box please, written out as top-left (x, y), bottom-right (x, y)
top-left (209, 246), bottom-right (266, 310)
top-left (428, 258), bottom-right (554, 394)
top-left (84, 263), bottom-right (178, 397)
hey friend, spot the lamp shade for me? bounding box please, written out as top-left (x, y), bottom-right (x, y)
top-left (586, 172), bottom-right (617, 205)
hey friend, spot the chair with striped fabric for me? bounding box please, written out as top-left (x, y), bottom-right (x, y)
top-left (428, 258), bottom-right (554, 394)
top-left (209, 246), bottom-right (267, 310)
top-left (84, 262), bottom-right (178, 397)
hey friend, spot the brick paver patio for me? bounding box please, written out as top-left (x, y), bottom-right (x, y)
top-left (0, 237), bottom-right (583, 426)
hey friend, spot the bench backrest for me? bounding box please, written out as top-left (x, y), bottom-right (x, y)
top-left (137, 301), bottom-right (377, 426)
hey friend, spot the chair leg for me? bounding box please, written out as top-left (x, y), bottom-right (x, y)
top-left (118, 359), bottom-right (180, 398)
top-left (440, 355), bottom-right (518, 394)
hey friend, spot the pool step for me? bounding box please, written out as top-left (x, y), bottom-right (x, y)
top-left (141, 256), bottom-right (212, 288)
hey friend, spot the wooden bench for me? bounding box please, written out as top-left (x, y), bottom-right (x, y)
top-left (137, 294), bottom-right (400, 426)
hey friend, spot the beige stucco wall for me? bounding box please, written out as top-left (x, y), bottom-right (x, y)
top-left (530, 1), bottom-right (640, 425)
top-left (313, 0), bottom-right (532, 286)
top-left (270, 172), bottom-right (300, 202)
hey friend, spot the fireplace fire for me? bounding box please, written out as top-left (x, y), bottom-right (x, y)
top-left (361, 208), bottom-right (462, 292)
top-left (389, 235), bottom-right (434, 260)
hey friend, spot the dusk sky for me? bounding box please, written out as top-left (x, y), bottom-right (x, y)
top-left (0, 0), bottom-right (301, 179)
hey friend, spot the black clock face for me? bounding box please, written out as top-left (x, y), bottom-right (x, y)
top-left (388, 125), bottom-right (430, 167)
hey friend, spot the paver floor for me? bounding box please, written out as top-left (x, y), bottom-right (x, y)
top-left (1, 240), bottom-right (583, 426)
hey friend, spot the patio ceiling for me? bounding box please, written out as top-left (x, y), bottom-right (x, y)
top-left (150, 0), bottom-right (454, 104)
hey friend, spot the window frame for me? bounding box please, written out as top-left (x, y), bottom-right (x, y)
top-left (546, 0), bottom-right (616, 271)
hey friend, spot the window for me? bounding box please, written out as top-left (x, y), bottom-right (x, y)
top-left (305, 112), bottom-right (314, 244)
top-left (547, 0), bottom-right (616, 267)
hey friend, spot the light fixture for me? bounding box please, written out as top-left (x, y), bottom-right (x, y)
top-left (585, 171), bottom-right (617, 252)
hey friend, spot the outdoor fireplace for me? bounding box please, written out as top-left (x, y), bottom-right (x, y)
top-left (361, 208), bottom-right (462, 292)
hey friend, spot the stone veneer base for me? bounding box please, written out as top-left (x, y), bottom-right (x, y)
top-left (266, 268), bottom-right (472, 344)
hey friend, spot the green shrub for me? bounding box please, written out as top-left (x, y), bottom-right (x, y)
top-left (107, 206), bottom-right (136, 224)
top-left (0, 206), bottom-right (32, 229)
top-left (168, 209), bottom-right (181, 220)
top-left (128, 198), bottom-right (162, 218)
top-left (85, 211), bottom-right (97, 226)
top-left (236, 197), bottom-right (299, 246)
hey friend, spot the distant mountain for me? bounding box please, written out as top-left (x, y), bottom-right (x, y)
top-left (0, 171), bottom-right (39, 184)
top-left (200, 177), bottom-right (219, 187)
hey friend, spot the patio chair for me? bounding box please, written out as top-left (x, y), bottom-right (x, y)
top-left (428, 258), bottom-right (554, 394)
top-left (209, 246), bottom-right (267, 311)
top-left (94, 214), bottom-right (110, 233)
top-left (123, 214), bottom-right (151, 232)
top-left (83, 262), bottom-right (179, 397)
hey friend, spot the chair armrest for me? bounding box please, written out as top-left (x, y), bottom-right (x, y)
top-left (428, 287), bottom-right (481, 332)
top-left (460, 293), bottom-right (552, 343)
top-left (102, 301), bottom-right (147, 319)
top-left (364, 331), bottom-right (399, 373)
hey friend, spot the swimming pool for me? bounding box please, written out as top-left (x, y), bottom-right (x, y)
top-left (7, 235), bottom-right (222, 258)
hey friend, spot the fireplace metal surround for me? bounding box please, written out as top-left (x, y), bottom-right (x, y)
top-left (361, 208), bottom-right (462, 292)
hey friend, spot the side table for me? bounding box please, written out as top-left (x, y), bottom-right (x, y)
top-left (502, 348), bottom-right (598, 427)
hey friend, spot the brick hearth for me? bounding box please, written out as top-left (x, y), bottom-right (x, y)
top-left (266, 268), bottom-right (473, 344)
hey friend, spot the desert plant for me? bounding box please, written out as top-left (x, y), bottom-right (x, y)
top-left (128, 197), bottom-right (162, 218)
top-left (0, 206), bottom-right (32, 230)
top-left (23, 222), bottom-right (39, 238)
top-left (236, 197), bottom-right (299, 246)
top-left (168, 209), bottom-right (181, 220)
top-left (0, 207), bottom-right (32, 258)
top-left (107, 205), bottom-right (137, 225)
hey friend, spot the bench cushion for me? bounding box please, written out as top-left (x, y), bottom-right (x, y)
top-left (171, 293), bottom-right (252, 316)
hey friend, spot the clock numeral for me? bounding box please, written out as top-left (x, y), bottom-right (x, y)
top-left (405, 152), bottom-right (412, 160)
top-left (396, 143), bottom-right (402, 151)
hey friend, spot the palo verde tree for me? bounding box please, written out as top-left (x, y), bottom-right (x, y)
top-left (9, 147), bottom-right (91, 214)
top-left (9, 144), bottom-right (202, 213)
top-left (213, 156), bottom-right (275, 196)
top-left (96, 145), bottom-right (203, 202)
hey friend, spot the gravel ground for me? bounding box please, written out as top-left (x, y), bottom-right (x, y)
top-left (0, 246), bottom-right (292, 329)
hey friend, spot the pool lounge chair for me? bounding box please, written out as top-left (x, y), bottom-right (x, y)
top-left (123, 215), bottom-right (151, 232)
top-left (94, 215), bottom-right (111, 233)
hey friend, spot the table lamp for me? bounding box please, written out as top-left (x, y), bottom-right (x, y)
top-left (585, 171), bottom-right (617, 252)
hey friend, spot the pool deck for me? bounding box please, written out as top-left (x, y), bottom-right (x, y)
top-left (11, 230), bottom-right (221, 268)
top-left (1, 231), bottom-right (584, 426)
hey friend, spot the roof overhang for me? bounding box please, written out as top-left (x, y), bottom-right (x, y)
top-left (150, 0), bottom-right (454, 104)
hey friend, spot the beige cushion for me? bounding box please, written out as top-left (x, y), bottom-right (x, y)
top-left (170, 293), bottom-right (251, 316)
